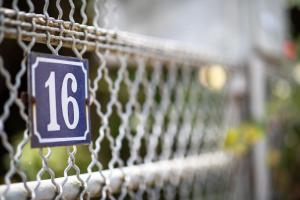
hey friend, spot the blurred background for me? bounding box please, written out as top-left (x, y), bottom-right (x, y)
top-left (1, 0), bottom-right (300, 199)
top-left (108, 0), bottom-right (300, 198)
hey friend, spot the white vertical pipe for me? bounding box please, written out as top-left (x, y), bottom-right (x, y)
top-left (249, 54), bottom-right (270, 200)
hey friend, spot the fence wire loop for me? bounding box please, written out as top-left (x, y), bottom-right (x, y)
top-left (0, 1), bottom-right (239, 199)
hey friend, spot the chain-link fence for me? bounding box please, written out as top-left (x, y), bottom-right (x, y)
top-left (0, 0), bottom-right (243, 199)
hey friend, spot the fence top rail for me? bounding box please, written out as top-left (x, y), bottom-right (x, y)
top-left (0, 7), bottom-right (235, 67)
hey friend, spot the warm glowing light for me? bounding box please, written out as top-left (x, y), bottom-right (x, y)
top-left (198, 64), bottom-right (227, 91)
top-left (293, 63), bottom-right (300, 84)
top-left (273, 79), bottom-right (291, 100)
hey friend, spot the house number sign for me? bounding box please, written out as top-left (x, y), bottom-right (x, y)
top-left (28, 53), bottom-right (90, 147)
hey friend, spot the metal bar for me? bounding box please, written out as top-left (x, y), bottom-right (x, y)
top-left (0, 8), bottom-right (235, 66)
top-left (0, 151), bottom-right (232, 200)
top-left (249, 54), bottom-right (270, 200)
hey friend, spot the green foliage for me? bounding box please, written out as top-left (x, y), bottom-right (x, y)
top-left (288, 0), bottom-right (300, 8)
top-left (18, 141), bottom-right (91, 181)
top-left (268, 80), bottom-right (300, 198)
top-left (224, 123), bottom-right (264, 156)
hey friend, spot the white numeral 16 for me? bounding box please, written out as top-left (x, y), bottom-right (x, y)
top-left (45, 72), bottom-right (79, 131)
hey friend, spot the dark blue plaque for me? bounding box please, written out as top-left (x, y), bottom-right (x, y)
top-left (28, 52), bottom-right (90, 147)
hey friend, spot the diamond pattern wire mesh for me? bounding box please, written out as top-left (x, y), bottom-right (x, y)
top-left (0, 0), bottom-right (240, 199)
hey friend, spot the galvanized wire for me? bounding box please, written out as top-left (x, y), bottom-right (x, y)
top-left (0, 0), bottom-right (241, 199)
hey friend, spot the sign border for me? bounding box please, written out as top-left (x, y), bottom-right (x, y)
top-left (28, 52), bottom-right (90, 146)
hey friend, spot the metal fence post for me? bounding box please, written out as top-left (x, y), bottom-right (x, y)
top-left (249, 54), bottom-right (270, 200)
